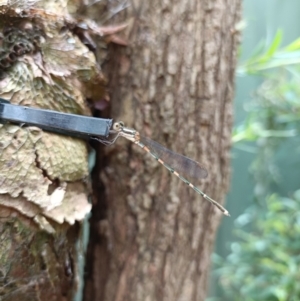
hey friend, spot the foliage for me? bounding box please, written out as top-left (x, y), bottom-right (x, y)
top-left (214, 191), bottom-right (300, 301)
top-left (213, 31), bottom-right (300, 301)
top-left (237, 29), bottom-right (300, 76)
top-left (233, 30), bottom-right (300, 200)
top-left (233, 69), bottom-right (300, 200)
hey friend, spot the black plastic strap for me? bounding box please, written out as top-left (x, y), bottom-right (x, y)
top-left (0, 98), bottom-right (112, 138)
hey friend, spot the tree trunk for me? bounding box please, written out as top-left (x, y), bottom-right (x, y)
top-left (0, 1), bottom-right (106, 300)
top-left (86, 1), bottom-right (241, 300)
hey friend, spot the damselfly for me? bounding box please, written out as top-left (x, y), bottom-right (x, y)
top-left (105, 121), bottom-right (230, 216)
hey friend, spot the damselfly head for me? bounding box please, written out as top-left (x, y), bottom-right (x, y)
top-left (113, 121), bottom-right (124, 132)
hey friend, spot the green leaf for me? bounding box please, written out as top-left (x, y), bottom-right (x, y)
top-left (284, 37), bottom-right (300, 51)
top-left (265, 29), bottom-right (283, 57)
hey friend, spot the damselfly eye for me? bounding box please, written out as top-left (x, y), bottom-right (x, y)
top-left (113, 121), bottom-right (124, 131)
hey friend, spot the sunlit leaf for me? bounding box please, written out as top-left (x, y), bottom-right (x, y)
top-left (284, 37), bottom-right (300, 51)
top-left (264, 29), bottom-right (283, 58)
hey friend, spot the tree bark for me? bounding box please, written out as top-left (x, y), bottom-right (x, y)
top-left (86, 0), bottom-right (241, 300)
top-left (0, 1), bottom-right (107, 300)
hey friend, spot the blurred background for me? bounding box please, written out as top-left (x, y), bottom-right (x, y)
top-left (209, 0), bottom-right (300, 300)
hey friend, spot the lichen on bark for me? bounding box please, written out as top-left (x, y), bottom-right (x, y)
top-left (0, 0), bottom-right (109, 299)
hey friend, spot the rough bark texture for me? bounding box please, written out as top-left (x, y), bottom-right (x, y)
top-left (0, 1), bottom-right (108, 300)
top-left (0, 214), bottom-right (79, 301)
top-left (86, 0), bottom-right (241, 301)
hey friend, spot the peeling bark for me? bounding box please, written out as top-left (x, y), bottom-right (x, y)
top-left (0, 1), bottom-right (108, 299)
top-left (86, 0), bottom-right (241, 301)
